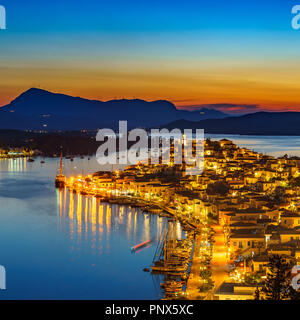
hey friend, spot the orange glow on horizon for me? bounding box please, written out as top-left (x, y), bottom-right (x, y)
top-left (1, 58), bottom-right (300, 113)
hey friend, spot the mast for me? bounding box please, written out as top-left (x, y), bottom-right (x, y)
top-left (55, 150), bottom-right (66, 188)
top-left (164, 222), bottom-right (168, 267)
top-left (60, 152), bottom-right (63, 175)
top-left (152, 221), bottom-right (165, 263)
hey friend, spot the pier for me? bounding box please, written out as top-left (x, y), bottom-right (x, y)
top-left (151, 220), bottom-right (195, 299)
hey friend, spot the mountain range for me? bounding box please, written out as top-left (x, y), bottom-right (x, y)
top-left (163, 112), bottom-right (300, 135)
top-left (0, 88), bottom-right (227, 130)
top-left (1, 88), bottom-right (300, 135)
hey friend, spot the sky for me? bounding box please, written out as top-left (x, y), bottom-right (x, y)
top-left (0, 0), bottom-right (300, 114)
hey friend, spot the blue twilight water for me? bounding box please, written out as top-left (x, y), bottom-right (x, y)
top-left (207, 134), bottom-right (300, 158)
top-left (0, 157), bottom-right (184, 300)
top-left (0, 134), bottom-right (299, 300)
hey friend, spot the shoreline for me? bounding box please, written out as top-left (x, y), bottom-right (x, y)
top-left (66, 186), bottom-right (200, 234)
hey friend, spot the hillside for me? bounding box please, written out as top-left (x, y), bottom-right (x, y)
top-left (0, 88), bottom-right (227, 130)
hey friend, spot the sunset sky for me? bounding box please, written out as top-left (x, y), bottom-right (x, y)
top-left (1, 0), bottom-right (300, 114)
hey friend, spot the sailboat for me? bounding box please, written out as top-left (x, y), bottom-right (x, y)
top-left (151, 221), bottom-right (187, 274)
top-left (55, 152), bottom-right (66, 188)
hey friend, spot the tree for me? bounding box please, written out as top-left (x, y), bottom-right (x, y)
top-left (290, 177), bottom-right (300, 188)
top-left (271, 186), bottom-right (286, 204)
top-left (206, 139), bottom-right (221, 151)
top-left (200, 269), bottom-right (212, 279)
top-left (254, 287), bottom-right (261, 300)
top-left (289, 287), bottom-right (300, 300)
top-left (244, 272), bottom-right (261, 285)
top-left (206, 181), bottom-right (229, 196)
top-left (0, 137), bottom-right (7, 149)
top-left (260, 255), bottom-right (293, 300)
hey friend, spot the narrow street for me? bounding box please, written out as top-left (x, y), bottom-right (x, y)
top-left (186, 224), bottom-right (230, 300)
top-left (210, 224), bottom-right (230, 298)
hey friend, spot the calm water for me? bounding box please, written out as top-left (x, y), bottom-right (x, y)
top-left (0, 157), bottom-right (184, 300)
top-left (207, 134), bottom-right (300, 158)
top-left (0, 135), bottom-right (299, 300)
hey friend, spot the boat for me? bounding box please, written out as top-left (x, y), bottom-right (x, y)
top-left (131, 240), bottom-right (152, 252)
top-left (159, 213), bottom-right (172, 218)
top-left (55, 174), bottom-right (66, 188)
top-left (130, 203), bottom-right (144, 208)
top-left (108, 199), bottom-right (121, 204)
top-left (151, 220), bottom-right (194, 281)
top-left (28, 158), bottom-right (35, 162)
top-left (143, 205), bottom-right (163, 214)
top-left (55, 152), bottom-right (66, 188)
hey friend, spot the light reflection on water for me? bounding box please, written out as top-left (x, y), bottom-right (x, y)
top-left (207, 134), bottom-right (300, 157)
top-left (0, 134), bottom-right (299, 299)
top-left (0, 157), bottom-right (179, 299)
top-left (57, 187), bottom-right (167, 254)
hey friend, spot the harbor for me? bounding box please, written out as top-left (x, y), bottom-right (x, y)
top-left (55, 184), bottom-right (199, 299)
top-left (0, 156), bottom-right (173, 299)
top-left (54, 155), bottom-right (210, 299)
top-left (151, 221), bottom-right (195, 299)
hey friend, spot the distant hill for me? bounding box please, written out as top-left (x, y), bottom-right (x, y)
top-left (162, 112), bottom-right (300, 135)
top-left (0, 88), bottom-right (227, 130)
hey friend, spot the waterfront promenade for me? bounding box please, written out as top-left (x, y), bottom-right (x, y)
top-left (63, 178), bottom-right (212, 298)
top-left (186, 233), bottom-right (204, 299)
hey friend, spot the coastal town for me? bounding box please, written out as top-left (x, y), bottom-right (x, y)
top-left (0, 147), bottom-right (34, 158)
top-left (55, 138), bottom-right (300, 300)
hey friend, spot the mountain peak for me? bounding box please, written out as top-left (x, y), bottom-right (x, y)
top-left (0, 88), bottom-right (229, 130)
top-left (21, 87), bottom-right (51, 95)
top-left (12, 87), bottom-right (54, 103)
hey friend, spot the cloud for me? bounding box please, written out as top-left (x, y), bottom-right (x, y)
top-left (177, 103), bottom-right (261, 115)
